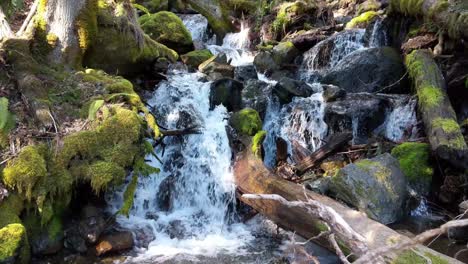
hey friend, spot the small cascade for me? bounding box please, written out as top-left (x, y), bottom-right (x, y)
top-left (180, 14), bottom-right (216, 49)
top-left (382, 97), bottom-right (418, 142)
top-left (263, 91), bottom-right (328, 168)
top-left (207, 20), bottom-right (254, 66)
top-left (368, 19), bottom-right (388, 48)
top-left (411, 198), bottom-right (430, 217)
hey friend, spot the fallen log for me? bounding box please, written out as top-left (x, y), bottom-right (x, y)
top-left (389, 0), bottom-right (468, 40)
top-left (234, 152), bottom-right (462, 263)
top-left (405, 50), bottom-right (468, 169)
top-left (295, 133), bottom-right (352, 175)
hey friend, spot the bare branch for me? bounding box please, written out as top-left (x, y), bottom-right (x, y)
top-left (17, 0), bottom-right (39, 36)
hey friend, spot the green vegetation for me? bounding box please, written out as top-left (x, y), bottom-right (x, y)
top-left (0, 97), bottom-right (15, 149)
top-left (119, 175), bottom-right (138, 217)
top-left (389, 0), bottom-right (424, 16)
top-left (418, 86), bottom-right (444, 108)
top-left (271, 1), bottom-right (314, 37)
top-left (230, 108), bottom-right (263, 136)
top-left (251, 130), bottom-right (267, 158)
top-left (391, 142), bottom-right (433, 183)
top-left (346, 11), bottom-right (378, 29)
top-left (432, 118), bottom-right (462, 134)
top-left (393, 250), bottom-right (448, 264)
top-left (0, 223), bottom-right (30, 264)
top-left (181, 50), bottom-right (214, 68)
top-left (356, 159), bottom-right (391, 181)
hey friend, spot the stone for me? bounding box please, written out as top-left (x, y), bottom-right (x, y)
top-left (253, 51), bottom-right (279, 73)
top-left (209, 78), bottom-right (243, 111)
top-left (322, 84), bottom-right (346, 102)
top-left (271, 41), bottom-right (300, 65)
top-left (78, 205), bottom-right (106, 244)
top-left (234, 65), bottom-right (258, 83)
top-left (64, 226), bottom-right (87, 253)
top-left (95, 231), bottom-right (134, 256)
top-left (156, 175), bottom-right (177, 211)
top-left (199, 55), bottom-right (235, 81)
top-left (322, 47), bottom-right (408, 94)
top-left (241, 79), bottom-right (271, 119)
top-left (181, 49), bottom-right (214, 68)
top-left (273, 77), bottom-right (315, 104)
top-left (329, 153), bottom-right (408, 224)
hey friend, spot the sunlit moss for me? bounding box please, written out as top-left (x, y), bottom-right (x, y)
top-left (251, 130), bottom-right (267, 158)
top-left (230, 108), bottom-right (263, 136)
top-left (346, 11), bottom-right (378, 29)
top-left (391, 142), bottom-right (433, 183)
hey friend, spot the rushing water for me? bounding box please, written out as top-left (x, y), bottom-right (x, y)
top-left (382, 97), bottom-right (418, 142)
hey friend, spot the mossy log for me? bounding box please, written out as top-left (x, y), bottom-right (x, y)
top-left (234, 152), bottom-right (462, 263)
top-left (389, 0), bottom-right (468, 39)
top-left (405, 49), bottom-right (468, 169)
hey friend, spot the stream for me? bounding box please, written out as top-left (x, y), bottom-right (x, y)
top-left (107, 15), bottom-right (425, 264)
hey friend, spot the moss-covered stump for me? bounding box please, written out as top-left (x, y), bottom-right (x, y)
top-left (181, 49), bottom-right (213, 68)
top-left (391, 142), bottom-right (433, 191)
top-left (139, 11), bottom-right (194, 54)
top-left (0, 224), bottom-right (30, 264)
top-left (229, 108), bottom-right (263, 136)
top-left (405, 50), bottom-right (468, 169)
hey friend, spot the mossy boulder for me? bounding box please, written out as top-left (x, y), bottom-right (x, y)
top-left (391, 142), bottom-right (433, 191)
top-left (0, 224), bottom-right (30, 264)
top-left (345, 11), bottom-right (379, 29)
top-left (185, 0), bottom-right (233, 40)
top-left (329, 153), bottom-right (408, 224)
top-left (271, 0), bottom-right (317, 38)
top-left (181, 49), bottom-right (213, 68)
top-left (272, 41), bottom-right (300, 65)
top-left (252, 130), bottom-right (267, 158)
top-left (139, 11), bottom-right (194, 54)
top-left (230, 108), bottom-right (263, 136)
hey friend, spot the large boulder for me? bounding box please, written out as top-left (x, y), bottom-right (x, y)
top-left (253, 41), bottom-right (299, 74)
top-left (241, 79), bottom-right (272, 119)
top-left (325, 93), bottom-right (390, 144)
top-left (329, 154), bottom-right (408, 224)
top-left (181, 49), bottom-right (213, 68)
top-left (139, 11), bottom-right (194, 54)
top-left (322, 47), bottom-right (408, 93)
top-left (210, 78), bottom-right (243, 111)
top-left (185, 0), bottom-right (233, 40)
top-left (234, 65), bottom-right (258, 83)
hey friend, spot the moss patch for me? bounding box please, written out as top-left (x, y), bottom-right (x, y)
top-left (346, 11), bottom-right (378, 29)
top-left (389, 0), bottom-right (424, 16)
top-left (0, 223), bottom-right (29, 264)
top-left (0, 97), bottom-right (15, 149)
top-left (392, 250), bottom-right (449, 264)
top-left (391, 142), bottom-right (433, 184)
top-left (139, 11), bottom-right (193, 54)
top-left (230, 108), bottom-right (263, 136)
top-left (251, 130), bottom-right (267, 158)
top-left (432, 118), bottom-right (462, 134)
top-left (181, 49), bottom-right (214, 68)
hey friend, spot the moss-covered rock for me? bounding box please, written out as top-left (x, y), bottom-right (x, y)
top-left (185, 0), bottom-right (233, 40)
top-left (181, 49), bottom-right (213, 68)
top-left (139, 0), bottom-right (169, 13)
top-left (391, 142), bottom-right (433, 190)
top-left (0, 223), bottom-right (30, 264)
top-left (345, 11), bottom-right (379, 29)
top-left (139, 11), bottom-right (194, 54)
top-left (271, 1), bottom-right (316, 38)
top-left (230, 108), bottom-right (263, 136)
top-left (0, 97), bottom-right (15, 150)
top-left (252, 130), bottom-right (267, 158)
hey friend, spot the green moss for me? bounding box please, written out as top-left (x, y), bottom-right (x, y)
top-left (392, 250), bottom-right (449, 264)
top-left (180, 49), bottom-right (214, 68)
top-left (391, 142), bottom-right (433, 183)
top-left (0, 194), bottom-right (24, 228)
top-left (432, 118), bottom-right (461, 134)
top-left (418, 86), bottom-right (444, 108)
top-left (85, 161), bottom-right (126, 193)
top-left (0, 223), bottom-right (30, 264)
top-left (251, 130), bottom-right (267, 158)
top-left (119, 174), bottom-right (138, 217)
top-left (390, 0), bottom-right (424, 16)
top-left (346, 11), bottom-right (378, 29)
top-left (139, 11), bottom-right (193, 53)
top-left (76, 0), bottom-right (98, 54)
top-left (271, 1), bottom-right (313, 37)
top-left (227, 0), bottom-right (257, 14)
top-left (0, 97), bottom-right (15, 149)
top-left (356, 160), bottom-right (391, 181)
top-left (230, 108), bottom-right (263, 136)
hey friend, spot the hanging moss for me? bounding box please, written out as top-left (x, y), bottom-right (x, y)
top-left (230, 108), bottom-right (263, 136)
top-left (345, 11), bottom-right (379, 29)
top-left (119, 174), bottom-right (138, 217)
top-left (391, 142), bottom-right (433, 184)
top-left (251, 130), bottom-right (267, 158)
top-left (0, 194), bottom-right (24, 228)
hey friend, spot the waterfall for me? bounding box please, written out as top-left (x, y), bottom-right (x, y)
top-left (263, 91), bottom-right (328, 168)
top-left (180, 14), bottom-right (216, 49)
top-left (207, 21), bottom-right (254, 66)
top-left (382, 97), bottom-right (418, 142)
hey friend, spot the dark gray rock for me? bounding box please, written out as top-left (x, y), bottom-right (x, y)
top-left (167, 220), bottom-right (186, 239)
top-left (241, 79), bottom-right (271, 119)
top-left (329, 153), bottom-right (408, 224)
top-left (322, 84), bottom-right (346, 102)
top-left (64, 226), bottom-right (87, 253)
top-left (253, 51), bottom-right (279, 73)
top-left (78, 206), bottom-right (106, 244)
top-left (234, 65), bottom-right (257, 83)
top-left (210, 78), bottom-right (243, 112)
top-left (157, 175), bottom-right (177, 211)
top-left (273, 77), bottom-right (315, 104)
top-left (322, 47), bottom-right (408, 94)
top-left (324, 93), bottom-right (390, 144)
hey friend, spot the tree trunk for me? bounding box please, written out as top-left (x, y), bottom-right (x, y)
top-left (40, 0), bottom-right (87, 66)
top-left (390, 0), bottom-right (468, 39)
top-left (405, 49), bottom-right (468, 169)
top-left (234, 152), bottom-right (462, 263)
top-left (0, 6), bottom-right (13, 40)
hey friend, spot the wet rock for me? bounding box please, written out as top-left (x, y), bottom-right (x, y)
top-left (199, 56), bottom-right (235, 80)
top-left (64, 227), bottom-right (87, 253)
top-left (133, 225), bottom-right (156, 248)
top-left (305, 177), bottom-right (330, 194)
top-left (78, 205), bottom-right (106, 244)
top-left (324, 93), bottom-right (389, 144)
top-left (209, 78), bottom-right (243, 112)
top-left (167, 220), bottom-right (186, 239)
top-left (157, 175), bottom-right (177, 211)
top-left (322, 47), bottom-right (408, 93)
top-left (273, 77), bottom-right (315, 104)
top-left (241, 79), bottom-right (271, 119)
top-left (30, 226), bottom-right (63, 256)
top-left (253, 51), bottom-right (279, 73)
top-left (95, 231), bottom-right (134, 256)
top-left (234, 65), bottom-right (258, 83)
top-left (329, 153), bottom-right (408, 224)
top-left (271, 41), bottom-right (300, 66)
top-left (181, 49), bottom-right (214, 68)
top-left (322, 84), bottom-right (346, 102)
top-left (291, 29), bottom-right (329, 52)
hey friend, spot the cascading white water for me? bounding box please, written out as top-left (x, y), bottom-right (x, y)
top-left (263, 91), bottom-right (328, 168)
top-left (207, 21), bottom-right (255, 66)
top-left (180, 14), bottom-right (216, 49)
top-left (383, 98), bottom-right (418, 142)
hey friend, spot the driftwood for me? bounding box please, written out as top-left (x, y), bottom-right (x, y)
top-left (234, 152), bottom-right (462, 263)
top-left (390, 0), bottom-right (468, 39)
top-left (406, 50), bottom-right (468, 169)
top-left (295, 133), bottom-right (352, 175)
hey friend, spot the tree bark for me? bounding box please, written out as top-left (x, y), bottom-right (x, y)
top-left (234, 152), bottom-right (462, 263)
top-left (405, 49), bottom-right (468, 169)
top-left (390, 0), bottom-right (468, 39)
top-left (0, 6), bottom-right (13, 40)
